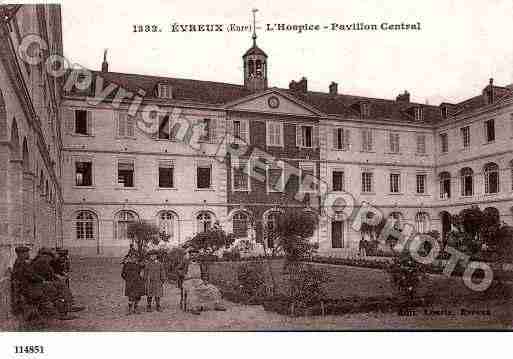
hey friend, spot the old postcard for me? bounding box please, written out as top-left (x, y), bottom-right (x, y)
top-left (0, 0), bottom-right (512, 342)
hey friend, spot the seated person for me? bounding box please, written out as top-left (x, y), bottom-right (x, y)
top-left (31, 248), bottom-right (84, 318)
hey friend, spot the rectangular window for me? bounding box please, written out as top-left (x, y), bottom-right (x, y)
top-left (118, 112), bottom-right (134, 138)
top-left (331, 221), bottom-right (344, 248)
top-left (361, 129), bottom-right (373, 152)
top-left (300, 164), bottom-right (315, 193)
top-left (485, 119), bottom-right (495, 142)
top-left (118, 160), bottom-right (134, 188)
top-left (233, 120), bottom-right (241, 139)
top-left (416, 134), bottom-right (426, 154)
top-left (158, 161), bottom-right (174, 188)
top-left (301, 126), bottom-right (313, 148)
top-left (416, 174), bottom-right (426, 194)
top-left (233, 159), bottom-right (249, 191)
top-left (267, 122), bottom-right (283, 146)
top-left (75, 161), bottom-right (92, 186)
top-left (158, 115), bottom-right (170, 140)
top-left (461, 126), bottom-right (470, 148)
top-left (74, 110), bottom-right (90, 135)
top-left (389, 132), bottom-right (400, 153)
top-left (197, 164), bottom-right (212, 189)
top-left (333, 128), bottom-right (350, 150)
top-left (390, 173), bottom-right (401, 193)
top-left (332, 171), bottom-right (345, 192)
top-left (267, 164), bottom-right (284, 192)
top-left (440, 133), bottom-right (448, 153)
top-left (361, 171), bottom-right (373, 193)
top-left (200, 118), bottom-right (212, 142)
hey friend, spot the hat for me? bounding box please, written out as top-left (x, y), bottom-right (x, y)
top-left (15, 246), bottom-right (30, 254)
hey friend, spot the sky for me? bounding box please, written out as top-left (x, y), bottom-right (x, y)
top-left (57, 0), bottom-right (513, 105)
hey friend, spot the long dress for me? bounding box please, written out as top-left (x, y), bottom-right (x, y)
top-left (143, 260), bottom-right (166, 298)
top-left (182, 261), bottom-right (225, 311)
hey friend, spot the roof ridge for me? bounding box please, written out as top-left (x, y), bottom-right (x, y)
top-left (90, 70), bottom-right (246, 89)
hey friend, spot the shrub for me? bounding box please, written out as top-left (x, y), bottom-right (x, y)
top-left (387, 253), bottom-right (426, 301)
top-left (127, 220), bottom-right (170, 260)
top-left (183, 222), bottom-right (236, 257)
top-left (236, 262), bottom-right (267, 302)
top-left (287, 263), bottom-right (330, 308)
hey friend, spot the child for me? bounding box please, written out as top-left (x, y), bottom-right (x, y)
top-left (121, 253), bottom-right (145, 315)
top-left (144, 250), bottom-right (166, 312)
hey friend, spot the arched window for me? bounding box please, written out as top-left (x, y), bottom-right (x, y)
top-left (484, 163), bottom-right (499, 194)
top-left (439, 172), bottom-right (451, 199)
top-left (158, 211), bottom-right (177, 243)
top-left (45, 180), bottom-right (48, 197)
top-left (248, 60), bottom-right (254, 77)
top-left (415, 212), bottom-right (430, 233)
top-left (232, 211), bottom-right (249, 238)
top-left (460, 167), bottom-right (474, 196)
top-left (196, 211), bottom-right (213, 233)
top-left (115, 210), bottom-right (138, 240)
top-left (76, 211), bottom-right (97, 240)
top-left (255, 60), bottom-right (262, 77)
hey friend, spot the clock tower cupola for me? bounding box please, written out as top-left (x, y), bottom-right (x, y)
top-left (243, 9), bottom-right (268, 92)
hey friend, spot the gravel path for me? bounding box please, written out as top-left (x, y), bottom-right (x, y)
top-left (4, 257), bottom-right (511, 331)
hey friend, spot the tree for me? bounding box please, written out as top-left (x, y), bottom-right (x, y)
top-left (269, 210), bottom-right (318, 262)
top-left (127, 220), bottom-right (170, 259)
top-left (183, 222), bottom-right (236, 258)
top-left (450, 206), bottom-right (501, 254)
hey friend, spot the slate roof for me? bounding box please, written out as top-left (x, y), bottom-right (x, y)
top-left (65, 70), bottom-right (513, 125)
top-left (243, 44), bottom-right (268, 57)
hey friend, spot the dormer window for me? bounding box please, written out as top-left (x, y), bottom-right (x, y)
top-left (360, 103), bottom-right (370, 118)
top-left (414, 107), bottom-right (424, 121)
top-left (157, 84), bottom-right (172, 99)
top-left (440, 106), bottom-right (448, 120)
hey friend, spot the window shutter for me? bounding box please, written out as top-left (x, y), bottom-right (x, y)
top-left (344, 129), bottom-right (350, 150)
top-left (332, 128), bottom-right (338, 149)
top-left (313, 126), bottom-right (319, 148)
top-left (210, 119), bottom-right (216, 143)
top-left (127, 115), bottom-right (135, 137)
top-left (64, 108), bottom-right (74, 134)
top-left (227, 119), bottom-right (234, 138)
top-left (118, 113), bottom-right (126, 137)
top-left (240, 120), bottom-right (249, 143)
top-left (296, 124), bottom-right (301, 147)
top-left (87, 111), bottom-right (93, 135)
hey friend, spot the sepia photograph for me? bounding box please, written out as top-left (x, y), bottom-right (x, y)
top-left (0, 0), bottom-right (512, 341)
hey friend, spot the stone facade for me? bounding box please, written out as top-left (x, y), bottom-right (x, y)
top-left (0, 4), bottom-right (63, 319)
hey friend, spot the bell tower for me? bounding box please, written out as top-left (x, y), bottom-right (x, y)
top-left (243, 9), bottom-right (268, 92)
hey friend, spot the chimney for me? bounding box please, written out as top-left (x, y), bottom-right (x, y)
top-left (289, 77), bottom-right (308, 93)
top-left (101, 49), bottom-right (109, 72)
top-left (396, 90), bottom-right (410, 103)
top-left (329, 82), bottom-right (338, 95)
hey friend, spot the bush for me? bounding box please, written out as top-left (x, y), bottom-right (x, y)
top-left (286, 263), bottom-right (330, 308)
top-left (387, 253), bottom-right (426, 301)
top-left (236, 262), bottom-right (267, 302)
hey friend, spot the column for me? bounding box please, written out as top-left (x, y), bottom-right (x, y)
top-left (22, 171), bottom-right (35, 245)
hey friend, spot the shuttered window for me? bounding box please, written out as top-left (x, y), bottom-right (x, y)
top-left (333, 128), bottom-right (350, 150)
top-left (158, 161), bottom-right (174, 188)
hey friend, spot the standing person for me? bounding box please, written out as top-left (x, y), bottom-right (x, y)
top-left (121, 253), bottom-right (145, 315)
top-left (359, 237), bottom-right (367, 257)
top-left (143, 250), bottom-right (166, 312)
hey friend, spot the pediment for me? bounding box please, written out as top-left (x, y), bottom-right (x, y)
top-left (226, 89), bottom-right (322, 117)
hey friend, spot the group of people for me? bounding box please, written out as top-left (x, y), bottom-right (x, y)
top-left (121, 249), bottom-right (167, 315)
top-left (12, 246), bottom-right (85, 321)
top-left (121, 248), bottom-right (225, 316)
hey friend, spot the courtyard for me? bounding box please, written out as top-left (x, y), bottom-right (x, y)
top-left (3, 257), bottom-right (511, 331)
